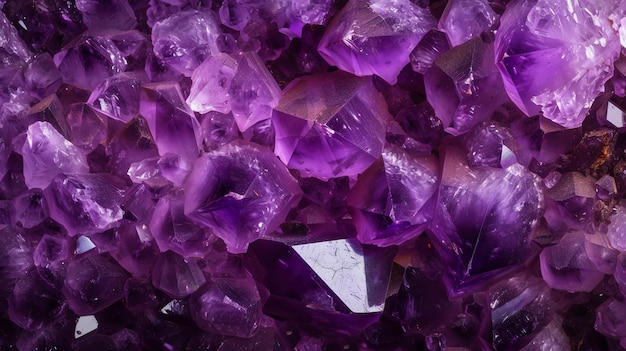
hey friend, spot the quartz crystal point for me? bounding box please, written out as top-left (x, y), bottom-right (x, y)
top-left (189, 276), bottom-right (262, 338)
top-left (8, 269), bottom-right (67, 330)
top-left (150, 191), bottom-right (215, 258)
top-left (429, 146), bottom-right (543, 296)
top-left (53, 33), bottom-right (127, 91)
top-left (22, 121), bottom-right (89, 189)
top-left (424, 36), bottom-right (508, 135)
top-left (317, 0), bottom-right (436, 84)
top-left (151, 250), bottom-right (206, 298)
top-left (438, 0), bottom-right (497, 47)
top-left (26, 94), bottom-right (71, 139)
top-left (0, 226), bottom-right (33, 298)
top-left (88, 74), bottom-right (142, 123)
top-left (62, 254), bottom-right (129, 315)
top-left (12, 188), bottom-right (49, 229)
top-left (495, 0), bottom-right (624, 128)
top-left (110, 221), bottom-right (159, 279)
top-left (348, 125), bottom-right (439, 246)
top-left (184, 140), bottom-right (302, 253)
top-left (273, 71), bottom-right (390, 179)
top-left (539, 230), bottom-right (605, 292)
top-left (187, 52), bottom-right (281, 132)
top-left (66, 103), bottom-right (108, 152)
top-left (409, 29), bottom-right (450, 74)
top-left (292, 238), bottom-right (396, 313)
top-left (151, 10), bottom-right (220, 76)
top-left (139, 81), bottom-right (202, 161)
top-left (75, 0), bottom-right (137, 31)
top-left (44, 174), bottom-right (125, 237)
top-left (486, 274), bottom-right (558, 350)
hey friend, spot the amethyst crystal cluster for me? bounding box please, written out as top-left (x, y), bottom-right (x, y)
top-left (3, 0), bottom-right (626, 350)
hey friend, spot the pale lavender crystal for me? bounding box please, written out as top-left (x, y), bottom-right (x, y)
top-left (53, 34), bottom-right (127, 91)
top-left (424, 36), bottom-right (508, 135)
top-left (0, 11), bottom-right (32, 62)
top-left (66, 104), bottom-right (108, 151)
top-left (187, 54), bottom-right (238, 115)
top-left (273, 71), bottom-right (390, 179)
top-left (290, 0), bottom-right (333, 25)
top-left (438, 0), bottom-right (497, 47)
top-left (189, 277), bottom-right (261, 337)
top-left (150, 191), bottom-right (215, 258)
top-left (348, 125), bottom-right (439, 246)
top-left (218, 0), bottom-right (251, 31)
top-left (292, 238), bottom-right (395, 313)
top-left (188, 52), bottom-right (281, 132)
top-left (608, 202), bottom-right (626, 251)
top-left (88, 74), bottom-right (142, 123)
top-left (317, 0), bottom-right (436, 84)
top-left (152, 250), bottom-right (206, 298)
top-left (12, 188), bottom-right (49, 229)
top-left (22, 121), bottom-right (89, 189)
top-left (539, 230), bottom-right (605, 292)
top-left (184, 140), bottom-right (302, 253)
top-left (44, 174), bottom-right (125, 237)
top-left (495, 0), bottom-right (623, 127)
top-left (75, 0), bottom-right (137, 31)
top-left (429, 146), bottom-right (543, 296)
top-left (63, 254), bottom-right (129, 314)
top-left (199, 112), bottom-right (239, 150)
top-left (139, 82), bottom-right (202, 161)
top-left (151, 10), bottom-right (220, 76)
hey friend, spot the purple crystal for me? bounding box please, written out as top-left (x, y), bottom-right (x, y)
top-left (150, 191), bottom-right (215, 258)
top-left (8, 269), bottom-right (67, 330)
top-left (44, 173), bottom-right (125, 237)
top-left (494, 0), bottom-right (623, 127)
top-left (428, 146), bottom-right (544, 296)
top-left (151, 10), bottom-right (220, 76)
top-left (110, 221), bottom-right (159, 279)
top-left (348, 125), bottom-right (439, 246)
top-left (438, 0), bottom-right (497, 47)
top-left (12, 188), bottom-right (49, 229)
top-left (75, 0), bottom-right (137, 31)
top-left (151, 250), bottom-right (206, 298)
top-left (424, 36), bottom-right (509, 135)
top-left (66, 103), bottom-right (108, 152)
top-left (21, 121), bottom-right (88, 189)
top-left (187, 53), bottom-right (238, 115)
top-left (409, 29), bottom-right (450, 74)
top-left (62, 254), bottom-right (129, 314)
top-left (184, 140), bottom-right (302, 253)
top-left (88, 74), bottom-right (142, 123)
top-left (139, 81), bottom-right (202, 161)
top-left (189, 276), bottom-right (262, 337)
top-left (317, 0), bottom-right (436, 84)
top-left (273, 71), bottom-right (390, 179)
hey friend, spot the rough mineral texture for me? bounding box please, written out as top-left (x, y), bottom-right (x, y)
top-left (2, 0), bottom-right (626, 350)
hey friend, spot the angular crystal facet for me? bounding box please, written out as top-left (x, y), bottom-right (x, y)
top-left (428, 146), bottom-right (544, 296)
top-left (318, 0), bottom-right (436, 84)
top-left (439, 0), bottom-right (497, 47)
top-left (273, 71), bottom-right (391, 179)
top-left (151, 250), bottom-right (206, 298)
top-left (76, 0), bottom-right (137, 31)
top-left (22, 121), bottom-right (89, 189)
top-left (185, 140), bottom-right (302, 253)
top-left (495, 0), bottom-right (623, 127)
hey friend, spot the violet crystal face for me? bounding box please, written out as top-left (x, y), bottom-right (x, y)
top-left (4, 0), bottom-right (626, 350)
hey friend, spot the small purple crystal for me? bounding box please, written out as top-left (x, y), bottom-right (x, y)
top-left (151, 250), bottom-right (206, 298)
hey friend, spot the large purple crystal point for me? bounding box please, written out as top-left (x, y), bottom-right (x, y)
top-left (12, 188), bottom-right (49, 229)
top-left (151, 10), bottom-right (220, 76)
top-left (44, 174), bottom-right (125, 237)
top-left (438, 0), bottom-right (497, 47)
top-left (63, 253), bottom-right (129, 315)
top-left (424, 36), bottom-right (508, 135)
top-left (348, 124), bottom-right (439, 246)
top-left (22, 121), bottom-right (89, 189)
top-left (139, 81), bottom-right (202, 161)
top-left (88, 74), bottom-right (142, 123)
top-left (317, 0), bottom-right (436, 84)
top-left (495, 0), bottom-right (623, 127)
top-left (187, 53), bottom-right (238, 115)
top-left (8, 269), bottom-right (67, 330)
top-left (66, 103), bottom-right (108, 152)
top-left (273, 71), bottom-right (390, 179)
top-left (184, 140), bottom-right (302, 253)
top-left (429, 146), bottom-right (544, 296)
top-left (189, 276), bottom-right (262, 338)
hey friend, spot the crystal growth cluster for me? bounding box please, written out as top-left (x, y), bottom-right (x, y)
top-left (1, 0), bottom-right (626, 350)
